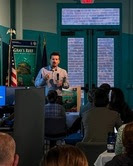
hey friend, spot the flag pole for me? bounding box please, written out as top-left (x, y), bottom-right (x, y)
top-left (42, 38), bottom-right (47, 67)
top-left (6, 28), bottom-right (16, 86)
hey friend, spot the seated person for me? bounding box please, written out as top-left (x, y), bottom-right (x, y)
top-left (108, 87), bottom-right (133, 124)
top-left (45, 90), bottom-right (66, 119)
top-left (80, 89), bottom-right (95, 117)
top-left (71, 83), bottom-right (111, 135)
top-left (0, 113), bottom-right (14, 127)
top-left (80, 83), bottom-right (110, 117)
top-left (41, 144), bottom-right (88, 166)
top-left (82, 88), bottom-right (122, 142)
top-left (0, 132), bottom-right (19, 166)
top-left (115, 124), bottom-right (126, 155)
top-left (99, 83), bottom-right (111, 95)
top-left (44, 90), bottom-right (67, 147)
top-left (105, 122), bottom-right (133, 166)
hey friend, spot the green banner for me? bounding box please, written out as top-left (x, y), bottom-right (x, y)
top-left (12, 40), bottom-right (37, 86)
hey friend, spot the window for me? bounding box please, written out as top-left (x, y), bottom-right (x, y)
top-left (62, 8), bottom-right (120, 26)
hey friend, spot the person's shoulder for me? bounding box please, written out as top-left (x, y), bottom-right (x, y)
top-left (44, 66), bottom-right (50, 70)
top-left (58, 67), bottom-right (67, 72)
top-left (56, 103), bottom-right (65, 108)
top-left (82, 107), bottom-right (94, 117)
top-left (39, 66), bottom-right (48, 71)
top-left (119, 124), bottom-right (126, 130)
top-left (53, 103), bottom-right (62, 106)
top-left (107, 108), bottom-right (120, 115)
top-left (45, 103), bottom-right (50, 107)
top-left (114, 154), bottom-right (133, 165)
top-left (105, 154), bottom-right (128, 166)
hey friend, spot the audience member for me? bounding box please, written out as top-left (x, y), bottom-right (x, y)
top-left (45, 90), bottom-right (67, 147)
top-left (82, 88), bottom-right (122, 142)
top-left (0, 113), bottom-right (14, 127)
top-left (115, 124), bottom-right (126, 155)
top-left (105, 122), bottom-right (133, 166)
top-left (45, 90), bottom-right (66, 118)
top-left (80, 83), bottom-right (110, 116)
top-left (108, 87), bottom-right (133, 123)
top-left (0, 132), bottom-right (19, 166)
top-left (69, 86), bottom-right (96, 134)
top-left (41, 145), bottom-right (88, 166)
top-left (74, 83), bottom-right (110, 136)
top-left (80, 88), bottom-right (96, 117)
top-left (99, 83), bottom-right (111, 95)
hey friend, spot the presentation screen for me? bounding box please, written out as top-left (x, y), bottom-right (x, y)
top-left (0, 86), bottom-right (44, 107)
top-left (6, 86), bottom-right (27, 106)
top-left (0, 86), bottom-right (6, 106)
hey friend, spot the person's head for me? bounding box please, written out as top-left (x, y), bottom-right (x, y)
top-left (50, 52), bottom-right (60, 68)
top-left (122, 122), bottom-right (133, 156)
top-left (47, 90), bottom-right (58, 103)
top-left (99, 83), bottom-right (111, 95)
top-left (94, 88), bottom-right (109, 107)
top-left (41, 145), bottom-right (88, 166)
top-left (109, 88), bottom-right (133, 123)
top-left (0, 132), bottom-right (19, 166)
top-left (110, 87), bottom-right (125, 105)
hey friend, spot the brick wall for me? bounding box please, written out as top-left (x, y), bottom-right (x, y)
top-left (97, 38), bottom-right (114, 87)
top-left (68, 38), bottom-right (84, 87)
top-left (67, 37), bottom-right (114, 88)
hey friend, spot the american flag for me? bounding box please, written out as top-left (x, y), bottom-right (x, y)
top-left (6, 41), bottom-right (17, 86)
top-left (11, 47), bottom-right (17, 86)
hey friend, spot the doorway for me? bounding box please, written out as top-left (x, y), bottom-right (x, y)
top-left (57, 3), bottom-right (122, 104)
top-left (60, 29), bottom-right (121, 87)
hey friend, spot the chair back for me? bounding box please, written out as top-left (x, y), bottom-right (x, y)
top-left (76, 142), bottom-right (106, 166)
top-left (45, 117), bottom-right (67, 136)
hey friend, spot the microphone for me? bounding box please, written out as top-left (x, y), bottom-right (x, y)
top-left (57, 73), bottom-right (59, 81)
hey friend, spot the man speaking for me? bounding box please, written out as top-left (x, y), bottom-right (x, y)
top-left (35, 52), bottom-right (69, 96)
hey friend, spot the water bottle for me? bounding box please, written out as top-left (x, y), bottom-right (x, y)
top-left (2, 113), bottom-right (6, 121)
top-left (107, 132), bottom-right (116, 153)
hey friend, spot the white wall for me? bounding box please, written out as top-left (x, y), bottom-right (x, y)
top-left (0, 0), bottom-right (10, 27)
top-left (23, 0), bottom-right (133, 34)
top-left (23, 0), bottom-right (75, 33)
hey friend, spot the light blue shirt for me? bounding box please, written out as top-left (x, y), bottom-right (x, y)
top-left (35, 65), bottom-right (69, 96)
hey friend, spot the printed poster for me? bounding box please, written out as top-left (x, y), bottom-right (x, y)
top-left (62, 86), bottom-right (81, 112)
top-left (12, 40), bottom-right (37, 86)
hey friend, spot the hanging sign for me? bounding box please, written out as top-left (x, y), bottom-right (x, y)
top-left (80, 0), bottom-right (94, 4)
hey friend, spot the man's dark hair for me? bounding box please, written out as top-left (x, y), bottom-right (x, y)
top-left (109, 87), bottom-right (133, 123)
top-left (99, 83), bottom-right (111, 95)
top-left (50, 52), bottom-right (60, 59)
top-left (47, 90), bottom-right (58, 103)
top-left (94, 88), bottom-right (109, 107)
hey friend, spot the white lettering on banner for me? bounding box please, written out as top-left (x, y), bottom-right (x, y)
top-left (13, 48), bottom-right (34, 53)
top-left (26, 48), bottom-right (33, 53)
top-left (13, 48), bottom-right (25, 53)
